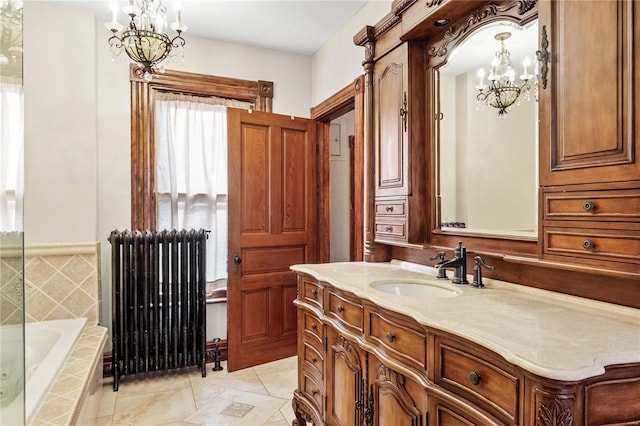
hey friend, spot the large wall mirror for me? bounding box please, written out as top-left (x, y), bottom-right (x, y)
top-left (434, 19), bottom-right (539, 238)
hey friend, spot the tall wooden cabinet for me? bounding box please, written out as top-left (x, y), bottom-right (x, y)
top-left (354, 0), bottom-right (640, 306)
top-left (373, 41), bottom-right (427, 245)
top-left (538, 0), bottom-right (640, 274)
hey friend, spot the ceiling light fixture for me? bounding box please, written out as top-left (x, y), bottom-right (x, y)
top-left (105, 0), bottom-right (187, 82)
top-left (475, 32), bottom-right (533, 116)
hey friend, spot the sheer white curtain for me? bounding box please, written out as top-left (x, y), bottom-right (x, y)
top-left (154, 92), bottom-right (250, 282)
top-left (0, 79), bottom-right (24, 232)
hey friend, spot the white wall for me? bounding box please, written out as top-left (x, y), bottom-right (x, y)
top-left (23, 3), bottom-right (98, 244)
top-left (312, 0), bottom-right (392, 105)
top-left (330, 111), bottom-right (354, 262)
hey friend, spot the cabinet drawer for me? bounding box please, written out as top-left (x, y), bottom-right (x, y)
top-left (436, 340), bottom-right (520, 424)
top-left (375, 199), bottom-right (406, 216)
top-left (367, 310), bottom-right (426, 369)
top-left (302, 341), bottom-right (324, 379)
top-left (544, 227), bottom-right (640, 263)
top-left (301, 369), bottom-right (324, 413)
top-left (300, 276), bottom-right (323, 310)
top-left (303, 312), bottom-right (324, 348)
top-left (375, 221), bottom-right (406, 239)
top-left (544, 189), bottom-right (640, 222)
top-left (328, 291), bottom-right (363, 332)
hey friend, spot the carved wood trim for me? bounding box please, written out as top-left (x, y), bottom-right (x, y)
top-left (130, 66), bottom-right (273, 230)
top-left (533, 386), bottom-right (576, 426)
top-left (428, 2), bottom-right (522, 58)
top-left (375, 365), bottom-right (422, 425)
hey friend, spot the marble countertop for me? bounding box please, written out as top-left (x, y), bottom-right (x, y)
top-left (291, 261), bottom-right (640, 381)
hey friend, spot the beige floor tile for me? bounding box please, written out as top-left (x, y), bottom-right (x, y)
top-left (279, 399), bottom-right (296, 425)
top-left (252, 356), bottom-right (297, 377)
top-left (265, 409), bottom-right (287, 424)
top-left (112, 386), bottom-right (196, 425)
top-left (183, 388), bottom-right (288, 426)
top-left (95, 415), bottom-right (113, 425)
top-left (258, 368), bottom-right (297, 400)
top-left (116, 370), bottom-right (192, 397)
top-left (190, 362), bottom-right (268, 404)
top-left (98, 380), bottom-right (118, 417)
top-left (263, 421), bottom-right (288, 426)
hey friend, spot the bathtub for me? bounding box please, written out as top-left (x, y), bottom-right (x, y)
top-left (1, 318), bottom-right (87, 425)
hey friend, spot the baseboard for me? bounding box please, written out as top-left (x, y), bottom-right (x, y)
top-left (103, 339), bottom-right (228, 377)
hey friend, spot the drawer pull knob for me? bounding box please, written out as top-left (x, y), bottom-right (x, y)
top-left (385, 226), bottom-right (393, 232)
top-left (469, 371), bottom-right (481, 386)
top-left (311, 357), bottom-right (317, 364)
top-left (385, 206), bottom-right (394, 212)
top-left (311, 323), bottom-right (317, 330)
top-left (312, 390), bottom-right (318, 397)
top-left (337, 305), bottom-right (344, 313)
top-left (386, 332), bottom-right (395, 343)
top-left (582, 239), bottom-right (595, 250)
top-left (583, 201), bottom-right (595, 211)
top-left (311, 289), bottom-right (318, 296)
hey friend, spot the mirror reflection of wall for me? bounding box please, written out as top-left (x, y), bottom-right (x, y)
top-left (438, 20), bottom-right (538, 237)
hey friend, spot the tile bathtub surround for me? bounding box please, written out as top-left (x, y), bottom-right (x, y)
top-left (32, 323), bottom-right (108, 425)
top-left (98, 356), bottom-right (298, 425)
top-left (24, 243), bottom-right (101, 323)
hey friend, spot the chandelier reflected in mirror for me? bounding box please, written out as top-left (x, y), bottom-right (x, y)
top-left (105, 0), bottom-right (187, 82)
top-left (475, 32), bottom-right (533, 116)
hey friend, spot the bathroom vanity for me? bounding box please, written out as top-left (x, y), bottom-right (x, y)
top-left (291, 262), bottom-right (640, 425)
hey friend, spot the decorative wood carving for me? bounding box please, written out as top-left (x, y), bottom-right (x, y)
top-left (426, 0), bottom-right (445, 7)
top-left (534, 386), bottom-right (576, 426)
top-left (518, 0), bottom-right (537, 14)
top-left (333, 334), bottom-right (363, 370)
top-left (536, 399), bottom-right (574, 426)
top-left (428, 2), bottom-right (519, 57)
top-left (392, 0), bottom-right (417, 16)
top-left (292, 392), bottom-right (317, 426)
top-left (375, 365), bottom-right (422, 426)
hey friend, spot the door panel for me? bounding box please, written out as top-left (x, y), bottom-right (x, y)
top-left (228, 108), bottom-right (317, 371)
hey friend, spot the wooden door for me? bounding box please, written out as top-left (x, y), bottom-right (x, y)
top-left (227, 108), bottom-right (317, 371)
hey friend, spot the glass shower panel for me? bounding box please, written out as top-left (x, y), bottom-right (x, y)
top-left (0, 1), bottom-right (24, 424)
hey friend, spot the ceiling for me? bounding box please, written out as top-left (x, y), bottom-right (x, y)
top-left (59, 0), bottom-right (369, 55)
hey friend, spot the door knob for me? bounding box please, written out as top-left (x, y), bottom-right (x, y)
top-left (233, 255), bottom-right (242, 264)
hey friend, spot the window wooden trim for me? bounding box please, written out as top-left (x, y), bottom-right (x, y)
top-left (130, 65), bottom-right (273, 230)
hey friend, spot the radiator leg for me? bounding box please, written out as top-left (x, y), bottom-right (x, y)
top-left (212, 338), bottom-right (223, 372)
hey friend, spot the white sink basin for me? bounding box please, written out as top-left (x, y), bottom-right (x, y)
top-left (370, 280), bottom-right (460, 298)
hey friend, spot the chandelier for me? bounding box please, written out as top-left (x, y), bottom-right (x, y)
top-left (475, 32), bottom-right (533, 116)
top-left (105, 0), bottom-right (187, 81)
top-left (0, 0), bottom-right (23, 66)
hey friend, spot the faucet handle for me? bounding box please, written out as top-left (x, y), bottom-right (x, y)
top-left (429, 252), bottom-right (448, 279)
top-left (429, 251), bottom-right (446, 262)
top-left (471, 256), bottom-right (495, 288)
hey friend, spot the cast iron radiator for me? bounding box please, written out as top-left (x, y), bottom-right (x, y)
top-left (109, 229), bottom-right (209, 391)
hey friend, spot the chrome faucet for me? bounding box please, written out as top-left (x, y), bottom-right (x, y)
top-left (436, 241), bottom-right (468, 284)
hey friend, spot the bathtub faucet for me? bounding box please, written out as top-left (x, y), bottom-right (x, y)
top-left (436, 241), bottom-right (468, 285)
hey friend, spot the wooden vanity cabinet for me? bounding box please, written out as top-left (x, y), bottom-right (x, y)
top-left (373, 41), bottom-right (427, 245)
top-left (292, 273), bottom-right (640, 426)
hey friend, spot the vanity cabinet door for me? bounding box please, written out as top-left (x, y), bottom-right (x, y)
top-left (326, 327), bottom-right (366, 426)
top-left (538, 0), bottom-right (640, 186)
top-left (373, 40), bottom-right (427, 244)
top-left (429, 396), bottom-right (502, 426)
top-left (368, 355), bottom-right (428, 426)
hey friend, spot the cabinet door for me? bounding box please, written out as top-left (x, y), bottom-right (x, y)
top-left (368, 355), bottom-right (427, 426)
top-left (429, 396), bottom-right (502, 426)
top-left (374, 44), bottom-right (409, 197)
top-left (326, 327), bottom-right (366, 426)
top-left (539, 0), bottom-right (639, 186)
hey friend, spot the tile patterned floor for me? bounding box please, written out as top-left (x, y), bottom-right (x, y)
top-left (97, 356), bottom-right (298, 425)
